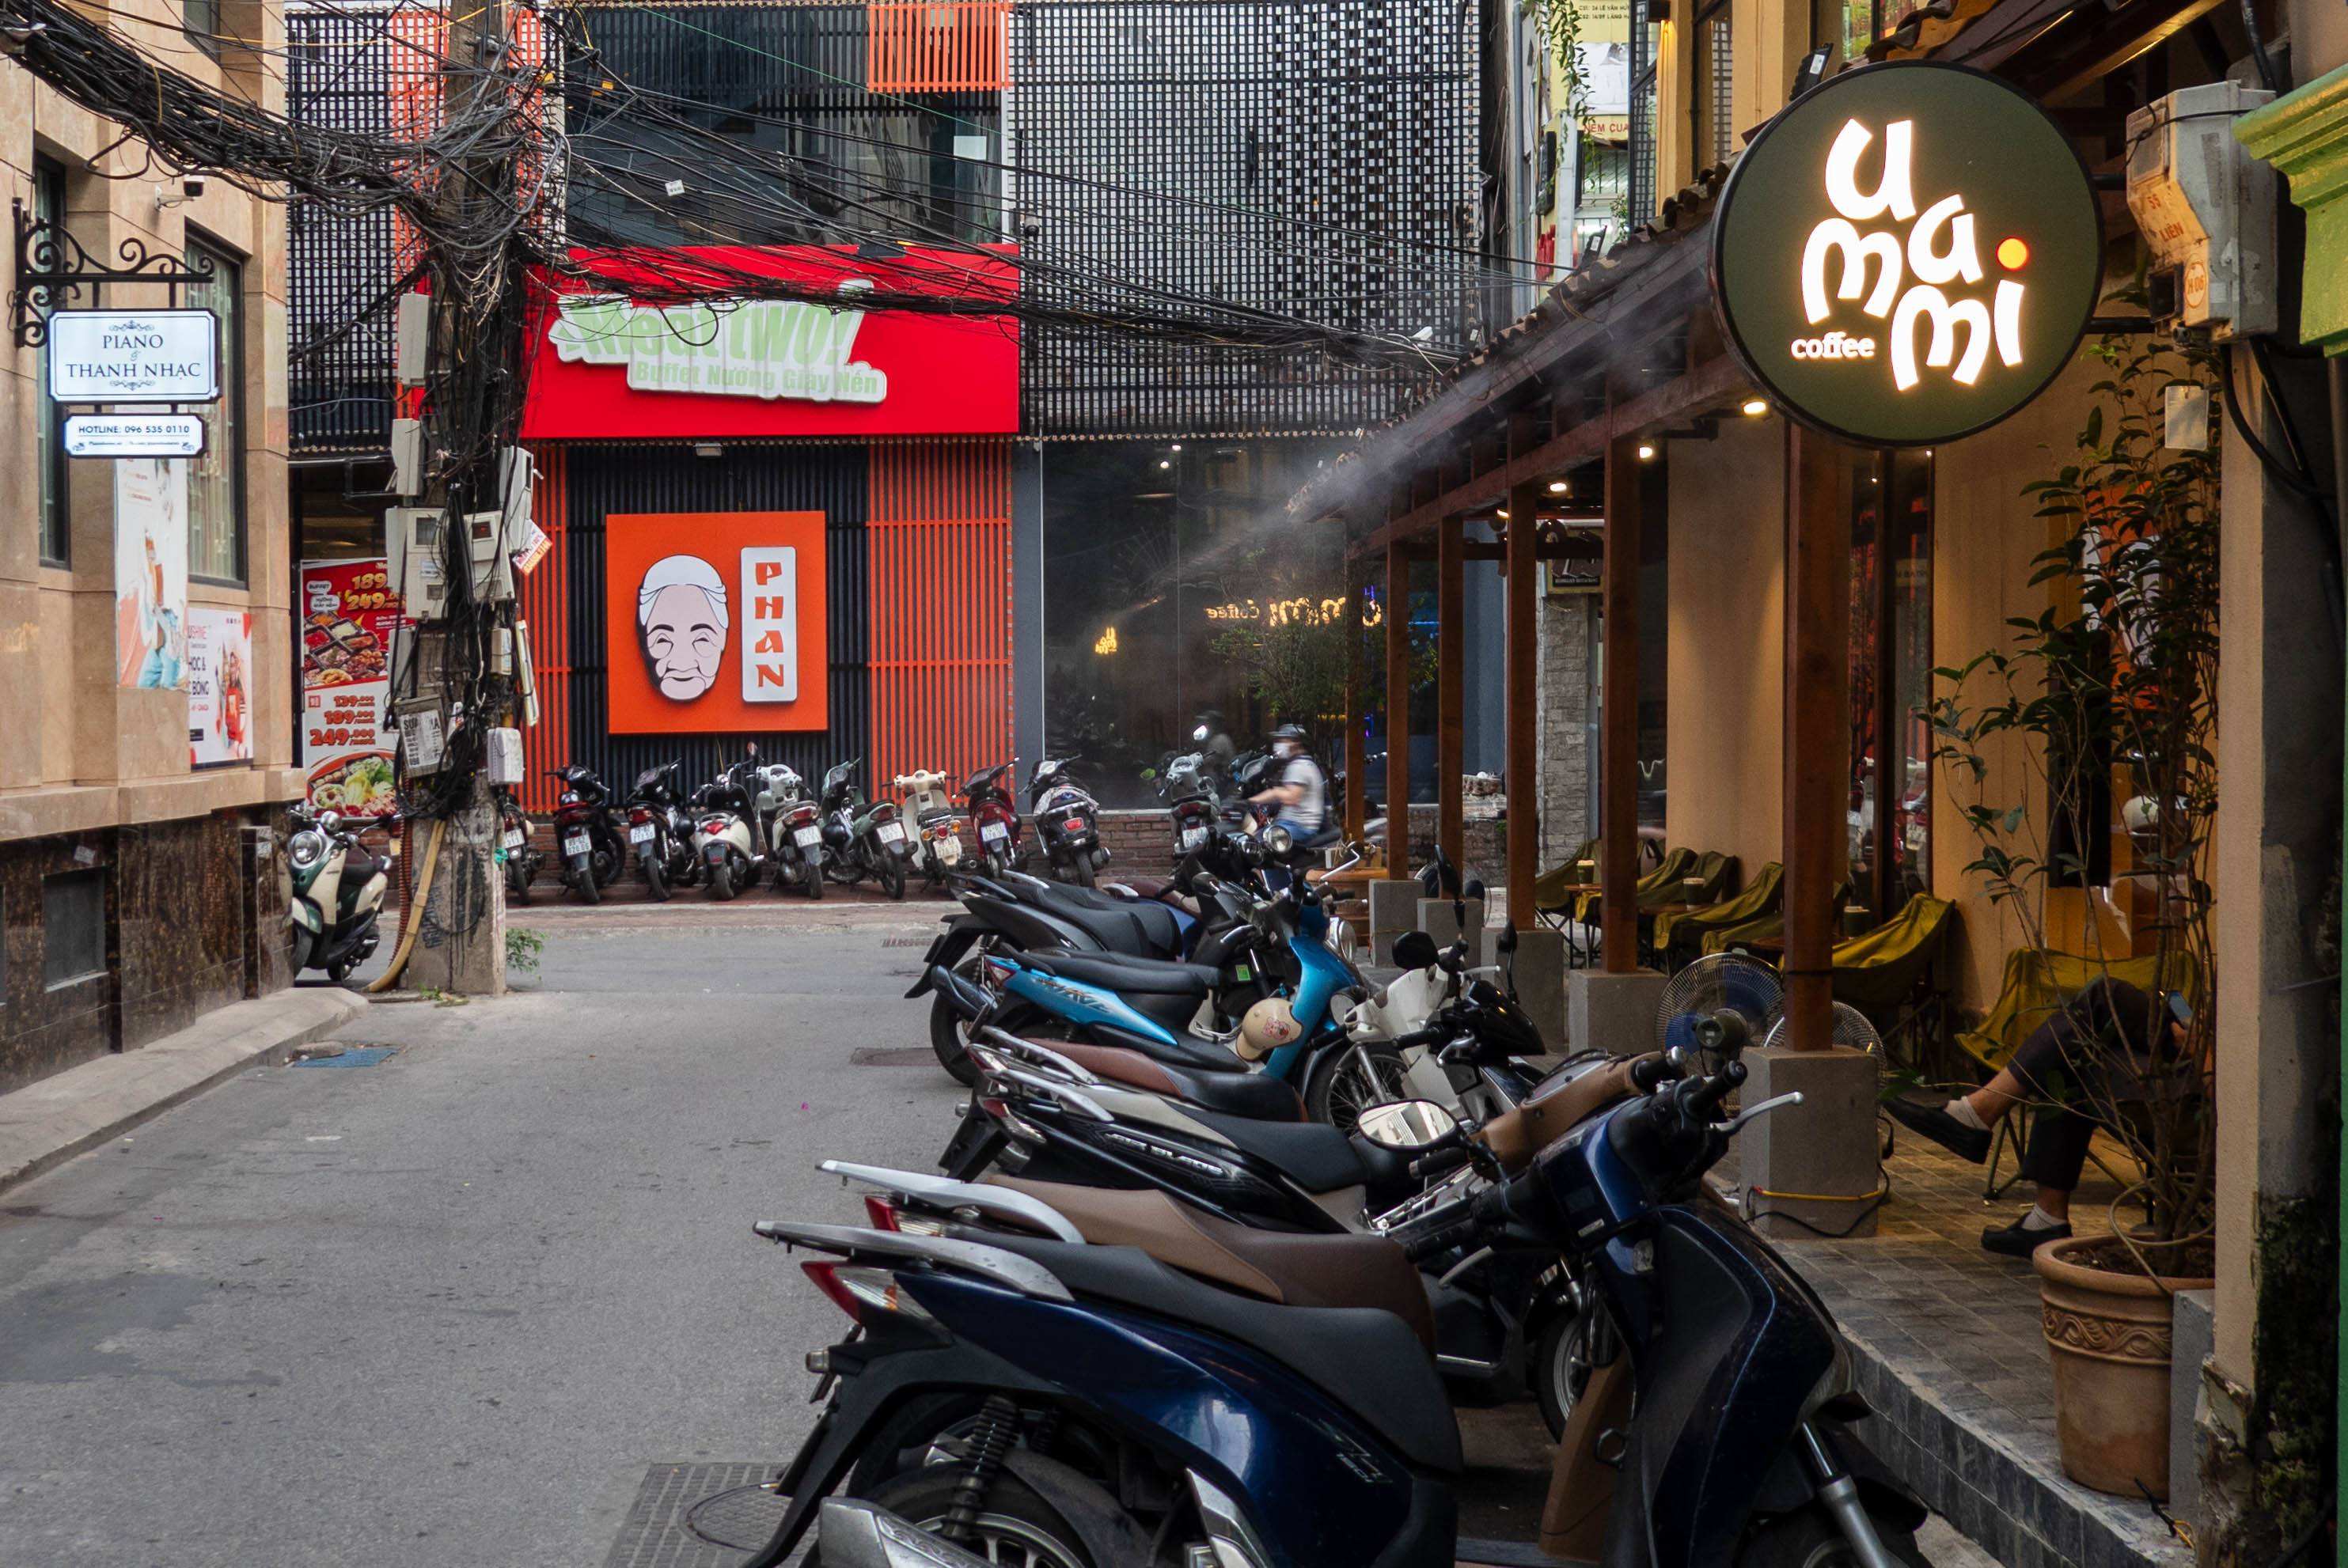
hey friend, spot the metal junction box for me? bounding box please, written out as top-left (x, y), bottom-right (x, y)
top-left (2126, 81), bottom-right (2278, 340)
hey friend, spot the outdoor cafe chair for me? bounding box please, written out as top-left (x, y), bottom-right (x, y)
top-left (1656, 861), bottom-right (1783, 970)
top-left (1828, 893), bottom-right (1956, 1072)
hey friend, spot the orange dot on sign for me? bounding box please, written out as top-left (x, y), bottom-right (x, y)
top-left (1997, 237), bottom-right (2030, 270)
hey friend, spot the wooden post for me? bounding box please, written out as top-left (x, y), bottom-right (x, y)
top-left (1600, 436), bottom-right (1643, 974)
top-left (1505, 415), bottom-right (1542, 930)
top-left (1343, 540), bottom-right (1367, 846)
top-left (1783, 425), bottom-right (1853, 1047)
top-left (1385, 532), bottom-right (1413, 869)
top-left (1438, 513), bottom-right (1466, 872)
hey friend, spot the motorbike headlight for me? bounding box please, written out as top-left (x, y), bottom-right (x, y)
top-left (288, 830), bottom-right (327, 871)
top-left (1261, 823), bottom-right (1295, 857)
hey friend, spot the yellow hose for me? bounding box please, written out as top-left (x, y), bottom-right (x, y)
top-left (366, 817), bottom-right (446, 994)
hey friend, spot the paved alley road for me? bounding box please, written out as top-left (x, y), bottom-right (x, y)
top-left (0, 909), bottom-right (961, 1568)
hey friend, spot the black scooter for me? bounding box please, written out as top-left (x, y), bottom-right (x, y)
top-left (548, 765), bottom-right (624, 905)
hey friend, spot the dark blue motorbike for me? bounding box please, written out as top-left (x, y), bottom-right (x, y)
top-left (740, 1010), bottom-right (1928, 1568)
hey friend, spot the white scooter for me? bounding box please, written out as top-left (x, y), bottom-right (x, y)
top-left (287, 804), bottom-right (390, 983)
top-left (893, 770), bottom-right (965, 896)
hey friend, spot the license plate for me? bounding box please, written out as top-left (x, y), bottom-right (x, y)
top-left (1181, 825), bottom-right (1207, 849)
top-left (503, 828), bottom-right (525, 850)
top-left (793, 826), bottom-right (822, 848)
top-left (1064, 817), bottom-right (1087, 834)
top-left (628, 824), bottom-right (654, 844)
top-left (706, 843), bottom-right (728, 863)
top-left (981, 821), bottom-right (1008, 843)
top-left (939, 836), bottom-right (962, 862)
top-left (563, 833), bottom-right (589, 857)
top-left (878, 821), bottom-right (905, 843)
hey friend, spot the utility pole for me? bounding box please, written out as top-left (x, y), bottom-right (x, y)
top-left (398, 0), bottom-right (528, 997)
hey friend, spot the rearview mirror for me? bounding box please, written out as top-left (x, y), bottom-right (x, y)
top-left (1392, 930), bottom-right (1439, 970)
top-left (1354, 1099), bottom-right (1461, 1151)
top-left (1497, 921), bottom-right (1518, 955)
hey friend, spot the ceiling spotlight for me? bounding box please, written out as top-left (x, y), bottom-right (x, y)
top-left (1637, 444), bottom-right (1656, 461)
top-left (1170, 443), bottom-right (1182, 452)
top-left (1159, 460), bottom-right (1171, 469)
top-left (1741, 398), bottom-right (1769, 417)
top-left (1546, 479), bottom-right (1568, 494)
top-left (693, 443), bottom-right (725, 459)
top-left (1496, 509), bottom-right (1510, 520)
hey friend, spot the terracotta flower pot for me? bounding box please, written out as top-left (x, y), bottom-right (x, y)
top-left (2034, 1234), bottom-right (2213, 1500)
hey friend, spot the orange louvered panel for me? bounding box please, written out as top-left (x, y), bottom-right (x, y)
top-left (387, 6), bottom-right (552, 276)
top-left (867, 442), bottom-right (1015, 798)
top-left (518, 445), bottom-right (572, 813)
top-left (866, 1), bottom-right (1010, 92)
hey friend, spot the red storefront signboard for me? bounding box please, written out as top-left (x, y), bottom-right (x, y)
top-left (298, 559), bottom-right (402, 818)
top-left (520, 245), bottom-right (1019, 440)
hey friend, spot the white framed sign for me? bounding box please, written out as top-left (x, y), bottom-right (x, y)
top-left (46, 309), bottom-right (218, 403)
top-left (64, 414), bottom-right (207, 458)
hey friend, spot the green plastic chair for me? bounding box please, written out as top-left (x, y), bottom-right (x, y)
top-left (1830, 895), bottom-right (1956, 1014)
top-left (1658, 861), bottom-right (1782, 962)
top-left (1576, 846), bottom-right (1696, 926)
top-left (1533, 839), bottom-right (1602, 918)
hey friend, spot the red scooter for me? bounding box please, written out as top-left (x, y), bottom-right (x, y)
top-left (962, 761), bottom-right (1022, 879)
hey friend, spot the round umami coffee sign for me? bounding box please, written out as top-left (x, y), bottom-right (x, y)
top-left (1712, 62), bottom-right (2103, 447)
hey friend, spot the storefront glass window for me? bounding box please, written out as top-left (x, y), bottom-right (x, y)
top-left (1041, 439), bottom-right (1348, 807)
top-left (34, 158), bottom-right (67, 567)
top-left (184, 234), bottom-right (245, 585)
top-left (1846, 447), bottom-right (1933, 919)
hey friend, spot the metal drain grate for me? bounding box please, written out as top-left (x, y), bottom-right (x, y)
top-left (879, 936), bottom-right (935, 949)
top-left (605, 1464), bottom-right (792, 1567)
top-left (288, 1044), bottom-right (396, 1068)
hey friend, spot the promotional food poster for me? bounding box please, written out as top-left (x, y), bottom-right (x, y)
top-left (185, 606), bottom-right (254, 767)
top-left (298, 559), bottom-right (402, 817)
top-left (114, 456), bottom-right (189, 689)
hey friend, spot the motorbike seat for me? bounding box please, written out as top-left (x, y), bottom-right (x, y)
top-left (984, 1175), bottom-right (1432, 1350)
top-left (973, 1233), bottom-right (1462, 1475)
top-left (1047, 1040), bottom-right (1307, 1122)
top-left (1019, 949), bottom-right (1219, 997)
top-left (1182, 1108), bottom-right (1367, 1195)
top-left (1024, 884), bottom-right (1186, 956)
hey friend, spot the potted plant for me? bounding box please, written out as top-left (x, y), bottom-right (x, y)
top-left (1929, 312), bottom-right (2219, 1500)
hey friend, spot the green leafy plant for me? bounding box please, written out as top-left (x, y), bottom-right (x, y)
top-left (1529, 0), bottom-right (1590, 125)
top-left (1927, 312), bottom-right (2219, 1256)
top-left (506, 926), bottom-right (546, 980)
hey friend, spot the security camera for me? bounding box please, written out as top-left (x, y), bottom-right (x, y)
top-left (182, 176), bottom-right (205, 199)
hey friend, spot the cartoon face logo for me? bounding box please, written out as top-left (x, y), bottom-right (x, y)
top-left (636, 554), bottom-right (730, 702)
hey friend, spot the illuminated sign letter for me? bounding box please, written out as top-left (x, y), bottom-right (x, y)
top-left (1800, 220), bottom-right (1904, 323)
top-left (738, 546), bottom-right (798, 702)
top-left (1823, 119), bottom-right (1917, 223)
top-left (1906, 195), bottom-right (1984, 287)
top-left (1889, 286), bottom-right (1993, 391)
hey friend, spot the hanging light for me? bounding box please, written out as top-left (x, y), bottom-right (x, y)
top-left (1741, 399), bottom-right (1770, 417)
top-left (1637, 444), bottom-right (1656, 461)
top-left (1547, 479), bottom-right (1568, 494)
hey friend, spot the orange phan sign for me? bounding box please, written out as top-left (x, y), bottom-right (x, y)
top-left (604, 511), bottom-right (829, 735)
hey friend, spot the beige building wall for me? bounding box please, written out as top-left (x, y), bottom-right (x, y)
top-left (1663, 415), bottom-right (1786, 878)
top-left (0, 1), bottom-right (300, 845)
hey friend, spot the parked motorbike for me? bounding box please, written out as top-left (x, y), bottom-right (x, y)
top-left (287, 803), bottom-right (389, 983)
top-left (691, 750), bottom-right (770, 902)
top-left (1156, 749), bottom-right (1222, 868)
top-left (495, 786), bottom-right (541, 907)
top-left (739, 1010), bottom-right (1927, 1568)
top-left (894, 770), bottom-right (965, 896)
top-left (821, 758), bottom-right (911, 900)
top-left (548, 765), bottom-right (624, 905)
top-left (756, 761), bottom-right (825, 900)
top-left (963, 762), bottom-right (1023, 879)
top-left (620, 760), bottom-right (694, 903)
top-left (1028, 757), bottom-right (1107, 888)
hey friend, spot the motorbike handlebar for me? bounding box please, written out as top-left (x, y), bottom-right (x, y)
top-left (1678, 1060), bottom-right (1747, 1124)
top-left (1398, 1182), bottom-right (1515, 1263)
top-left (1408, 1145), bottom-right (1476, 1182)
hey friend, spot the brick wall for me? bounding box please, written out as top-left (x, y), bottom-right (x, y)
top-left (1537, 593), bottom-right (1595, 870)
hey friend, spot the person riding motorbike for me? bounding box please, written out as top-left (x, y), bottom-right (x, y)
top-left (1250, 722), bottom-right (1330, 846)
top-left (1192, 710), bottom-right (1237, 780)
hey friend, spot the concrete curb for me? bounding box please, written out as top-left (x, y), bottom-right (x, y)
top-left (0, 986), bottom-right (370, 1195)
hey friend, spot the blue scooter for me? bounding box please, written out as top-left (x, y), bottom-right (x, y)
top-left (977, 850), bottom-right (1408, 1127)
top-left (741, 1009), bottom-right (1927, 1568)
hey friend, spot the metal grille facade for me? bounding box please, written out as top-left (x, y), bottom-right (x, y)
top-left (286, 5), bottom-right (398, 453)
top-left (1627, 0), bottom-right (1657, 223)
top-left (1008, 0), bottom-right (1479, 436)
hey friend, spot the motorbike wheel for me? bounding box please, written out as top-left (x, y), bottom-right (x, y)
top-left (709, 858), bottom-right (737, 902)
top-left (505, 856), bottom-right (533, 907)
top-left (573, 861), bottom-right (601, 906)
top-left (290, 926), bottom-right (316, 975)
top-left (1734, 1499), bottom-right (1930, 1566)
top-left (644, 853), bottom-right (670, 903)
top-left (810, 1464), bottom-right (1106, 1568)
top-left (928, 953), bottom-right (988, 1085)
top-left (881, 853), bottom-right (907, 901)
top-left (802, 858), bottom-right (825, 901)
top-left (1534, 1309), bottom-right (1595, 1441)
top-left (1303, 1042), bottom-right (1411, 1134)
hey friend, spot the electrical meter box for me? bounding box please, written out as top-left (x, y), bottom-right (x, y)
top-left (2126, 81), bottom-right (2277, 340)
top-left (386, 506), bottom-right (448, 621)
top-left (484, 726), bottom-right (525, 786)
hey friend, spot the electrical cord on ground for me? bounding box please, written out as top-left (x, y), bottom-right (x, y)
top-left (366, 816), bottom-right (445, 994)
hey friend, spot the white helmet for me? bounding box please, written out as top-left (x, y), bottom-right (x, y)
top-left (1237, 997), bottom-right (1303, 1060)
